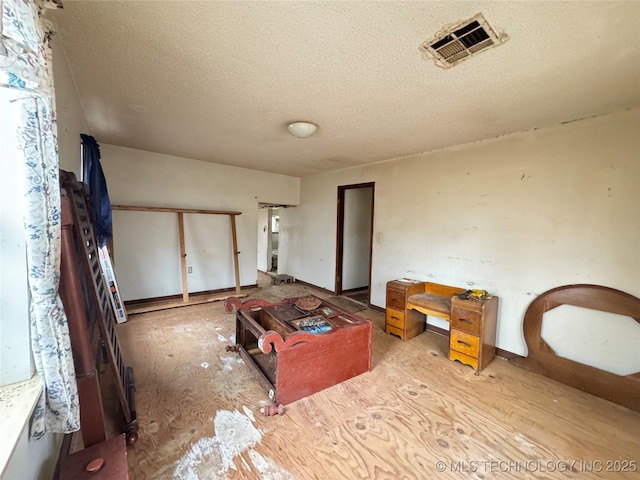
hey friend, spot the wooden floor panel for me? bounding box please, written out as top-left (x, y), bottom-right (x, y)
top-left (112, 274), bottom-right (640, 479)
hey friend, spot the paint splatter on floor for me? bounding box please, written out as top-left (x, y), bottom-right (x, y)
top-left (173, 408), bottom-right (292, 479)
top-left (220, 356), bottom-right (244, 372)
top-left (242, 405), bottom-right (254, 421)
top-left (248, 449), bottom-right (295, 480)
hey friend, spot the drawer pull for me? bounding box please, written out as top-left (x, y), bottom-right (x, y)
top-left (459, 318), bottom-right (473, 324)
top-left (391, 316), bottom-right (400, 321)
top-left (457, 340), bottom-right (472, 347)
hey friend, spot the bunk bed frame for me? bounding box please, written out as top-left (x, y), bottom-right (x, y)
top-left (59, 170), bottom-right (138, 446)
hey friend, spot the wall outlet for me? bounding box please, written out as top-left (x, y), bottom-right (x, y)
top-left (188, 267), bottom-right (193, 274)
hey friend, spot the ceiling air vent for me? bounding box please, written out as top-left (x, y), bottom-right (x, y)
top-left (420, 13), bottom-right (508, 68)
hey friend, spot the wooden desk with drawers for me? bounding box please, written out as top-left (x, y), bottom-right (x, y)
top-left (385, 279), bottom-right (498, 372)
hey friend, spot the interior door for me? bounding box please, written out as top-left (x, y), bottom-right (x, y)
top-left (335, 183), bottom-right (374, 299)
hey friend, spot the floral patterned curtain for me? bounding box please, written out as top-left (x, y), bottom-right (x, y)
top-left (1, 0), bottom-right (80, 438)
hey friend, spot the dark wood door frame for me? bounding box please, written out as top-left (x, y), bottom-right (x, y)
top-left (335, 182), bottom-right (375, 300)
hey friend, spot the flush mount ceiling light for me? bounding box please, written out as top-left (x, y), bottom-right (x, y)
top-left (287, 121), bottom-right (318, 138)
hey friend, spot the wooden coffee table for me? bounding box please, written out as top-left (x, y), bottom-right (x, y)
top-left (231, 295), bottom-right (372, 405)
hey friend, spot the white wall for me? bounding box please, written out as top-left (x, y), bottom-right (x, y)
top-left (51, 27), bottom-right (88, 176)
top-left (0, 90), bottom-right (32, 385)
top-left (256, 208), bottom-right (269, 272)
top-left (280, 108), bottom-right (640, 369)
top-left (342, 187), bottom-right (372, 290)
top-left (100, 145), bottom-right (299, 300)
top-left (3, 426), bottom-right (61, 480)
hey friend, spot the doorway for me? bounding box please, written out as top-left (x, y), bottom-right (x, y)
top-left (257, 205), bottom-right (280, 273)
top-left (270, 208), bottom-right (279, 272)
top-left (335, 183), bottom-right (374, 304)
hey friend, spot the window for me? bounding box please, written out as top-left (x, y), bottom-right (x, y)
top-left (0, 87), bottom-right (33, 386)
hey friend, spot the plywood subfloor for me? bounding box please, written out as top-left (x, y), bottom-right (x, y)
top-left (113, 274), bottom-right (640, 479)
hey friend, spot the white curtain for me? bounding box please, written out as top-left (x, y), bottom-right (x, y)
top-left (1, 0), bottom-right (79, 438)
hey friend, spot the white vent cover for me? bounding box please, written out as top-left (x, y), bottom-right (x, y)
top-left (420, 13), bottom-right (508, 68)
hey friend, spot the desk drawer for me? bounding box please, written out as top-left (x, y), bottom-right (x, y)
top-left (449, 349), bottom-right (479, 371)
top-left (385, 308), bottom-right (405, 329)
top-left (451, 307), bottom-right (481, 335)
top-left (385, 324), bottom-right (405, 339)
top-left (386, 289), bottom-right (406, 310)
top-left (450, 329), bottom-right (480, 358)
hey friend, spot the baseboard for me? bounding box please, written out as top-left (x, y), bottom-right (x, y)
top-left (368, 304), bottom-right (385, 313)
top-left (495, 348), bottom-right (523, 360)
top-left (426, 323), bottom-right (450, 337)
top-left (125, 284), bottom-right (258, 307)
top-left (292, 278), bottom-right (335, 296)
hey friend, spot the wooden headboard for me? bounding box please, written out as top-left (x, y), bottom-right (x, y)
top-left (512, 284), bottom-right (640, 412)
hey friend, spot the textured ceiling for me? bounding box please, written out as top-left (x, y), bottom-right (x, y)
top-left (51, 1), bottom-right (640, 177)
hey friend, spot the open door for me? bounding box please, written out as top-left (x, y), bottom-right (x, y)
top-left (335, 183), bottom-right (374, 303)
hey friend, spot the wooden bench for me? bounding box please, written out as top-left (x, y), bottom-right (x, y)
top-left (406, 282), bottom-right (466, 321)
top-left (385, 280), bottom-right (465, 340)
